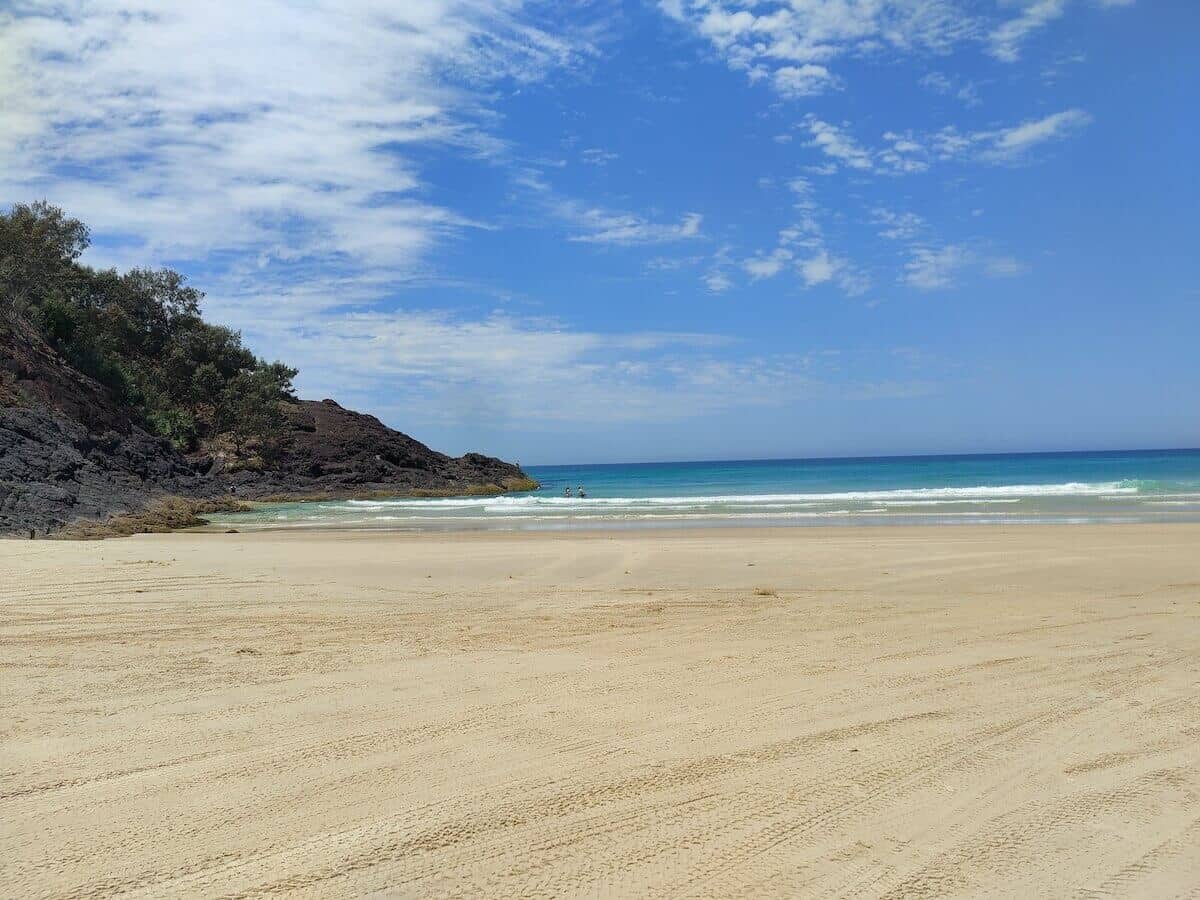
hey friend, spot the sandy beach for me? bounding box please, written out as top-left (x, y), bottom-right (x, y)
top-left (2, 524), bottom-right (1198, 898)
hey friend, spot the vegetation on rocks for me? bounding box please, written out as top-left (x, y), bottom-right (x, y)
top-left (2, 201), bottom-right (295, 456)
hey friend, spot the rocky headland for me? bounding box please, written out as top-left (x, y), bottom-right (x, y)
top-left (1, 315), bottom-right (534, 535)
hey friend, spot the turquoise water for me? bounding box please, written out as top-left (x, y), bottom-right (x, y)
top-left (209, 448), bottom-right (1200, 531)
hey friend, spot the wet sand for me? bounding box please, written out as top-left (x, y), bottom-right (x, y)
top-left (2, 525), bottom-right (1198, 897)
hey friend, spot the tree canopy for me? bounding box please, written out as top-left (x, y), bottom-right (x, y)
top-left (1, 201), bottom-right (297, 456)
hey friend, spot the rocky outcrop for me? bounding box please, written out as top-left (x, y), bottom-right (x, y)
top-left (1, 316), bottom-right (536, 536)
top-left (211, 398), bottom-right (533, 499)
top-left (0, 405), bottom-right (218, 534)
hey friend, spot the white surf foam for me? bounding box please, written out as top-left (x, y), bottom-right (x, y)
top-left (341, 481), bottom-right (1136, 512)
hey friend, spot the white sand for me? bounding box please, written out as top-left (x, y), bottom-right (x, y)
top-left (2, 525), bottom-right (1198, 897)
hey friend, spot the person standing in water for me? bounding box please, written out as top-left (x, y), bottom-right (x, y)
top-left (578, 485), bottom-right (587, 498)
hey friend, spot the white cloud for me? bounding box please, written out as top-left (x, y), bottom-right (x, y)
top-left (238, 304), bottom-right (839, 427)
top-left (989, 0), bottom-right (1133, 62)
top-left (778, 221), bottom-right (822, 249)
top-left (773, 64), bottom-right (837, 97)
top-left (805, 118), bottom-right (929, 175)
top-left (804, 118), bottom-right (874, 171)
top-left (0, 2), bottom-right (767, 435)
top-left (903, 244), bottom-right (1029, 289)
top-left (904, 244), bottom-right (972, 289)
top-left (740, 199), bottom-right (867, 297)
top-left (703, 269), bottom-right (734, 292)
top-left (918, 71), bottom-right (981, 106)
top-left (0, 2), bottom-right (591, 274)
top-left (786, 176), bottom-right (814, 197)
top-left (871, 208), bottom-right (925, 241)
top-left (659, 0), bottom-right (978, 98)
top-left (568, 210), bottom-right (704, 245)
top-left (981, 108), bottom-right (1093, 160)
top-left (879, 130), bottom-right (932, 173)
top-left (990, 0), bottom-right (1069, 62)
top-left (804, 162), bottom-right (840, 177)
top-left (581, 148), bottom-right (620, 166)
top-left (799, 251), bottom-right (839, 287)
top-left (701, 244), bottom-right (737, 293)
top-left (663, 0), bottom-right (1133, 100)
top-left (743, 248), bottom-right (792, 280)
top-left (797, 250), bottom-right (870, 296)
top-left (801, 109), bottom-right (1092, 174)
top-left (513, 167), bottom-right (704, 248)
top-left (645, 254), bottom-right (703, 272)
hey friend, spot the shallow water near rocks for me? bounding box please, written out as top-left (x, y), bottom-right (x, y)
top-left (208, 448), bottom-right (1200, 531)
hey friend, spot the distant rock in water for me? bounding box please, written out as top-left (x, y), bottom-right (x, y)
top-left (0, 315), bottom-right (535, 536)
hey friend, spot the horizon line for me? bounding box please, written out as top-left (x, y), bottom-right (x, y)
top-left (519, 446), bottom-right (1200, 470)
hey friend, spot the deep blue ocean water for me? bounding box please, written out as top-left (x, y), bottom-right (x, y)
top-left (209, 448), bottom-right (1200, 531)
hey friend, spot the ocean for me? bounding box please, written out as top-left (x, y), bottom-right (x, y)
top-left (207, 448), bottom-right (1200, 531)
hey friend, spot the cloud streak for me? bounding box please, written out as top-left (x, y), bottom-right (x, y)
top-left (801, 109), bottom-right (1093, 174)
top-left (568, 211), bottom-right (704, 245)
top-left (215, 303), bottom-right (873, 428)
top-left (0, 1), bottom-right (591, 276)
top-left (903, 243), bottom-right (1028, 290)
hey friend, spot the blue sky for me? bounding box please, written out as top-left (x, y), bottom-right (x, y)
top-left (3, 0), bottom-right (1197, 463)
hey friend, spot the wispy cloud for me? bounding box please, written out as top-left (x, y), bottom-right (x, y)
top-left (871, 208), bottom-right (926, 241)
top-left (743, 247), bottom-right (792, 280)
top-left (802, 109), bottom-right (1093, 174)
top-left (661, 0), bottom-right (1134, 102)
top-left (702, 244), bottom-right (736, 293)
top-left (580, 148), bottom-right (620, 166)
top-left (804, 118), bottom-right (930, 175)
top-left (703, 269), bottom-right (734, 293)
top-left (804, 118), bottom-right (875, 171)
top-left (0, 1), bottom-right (593, 276)
top-left (904, 244), bottom-right (973, 289)
top-left (512, 165), bottom-right (704, 248)
top-left (919, 71), bottom-right (981, 106)
top-left (568, 210), bottom-right (704, 245)
top-left (990, 0), bottom-right (1135, 62)
top-left (990, 0), bottom-right (1069, 62)
top-left (247, 305), bottom-right (859, 427)
top-left (979, 108), bottom-right (1093, 161)
top-left (192, 270), bottom-right (940, 433)
top-left (659, 0), bottom-right (978, 98)
top-left (0, 1), bottom-right (753, 435)
top-left (798, 250), bottom-right (871, 295)
top-left (903, 243), bottom-right (1029, 289)
top-left (741, 186), bottom-right (869, 297)
top-left (773, 64), bottom-right (838, 97)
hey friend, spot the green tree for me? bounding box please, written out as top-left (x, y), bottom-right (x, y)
top-left (0, 201), bottom-right (90, 314)
top-left (217, 362), bottom-right (297, 457)
top-left (1, 201), bottom-right (303, 456)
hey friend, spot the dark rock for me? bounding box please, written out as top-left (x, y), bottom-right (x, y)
top-left (222, 399), bottom-right (528, 500)
top-left (0, 405), bottom-right (218, 534)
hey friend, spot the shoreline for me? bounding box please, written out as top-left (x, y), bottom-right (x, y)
top-left (18, 518), bottom-right (1200, 546)
top-left (188, 514), bottom-right (1200, 536)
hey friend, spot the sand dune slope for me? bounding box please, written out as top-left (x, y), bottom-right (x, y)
top-left (2, 525), bottom-right (1198, 897)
